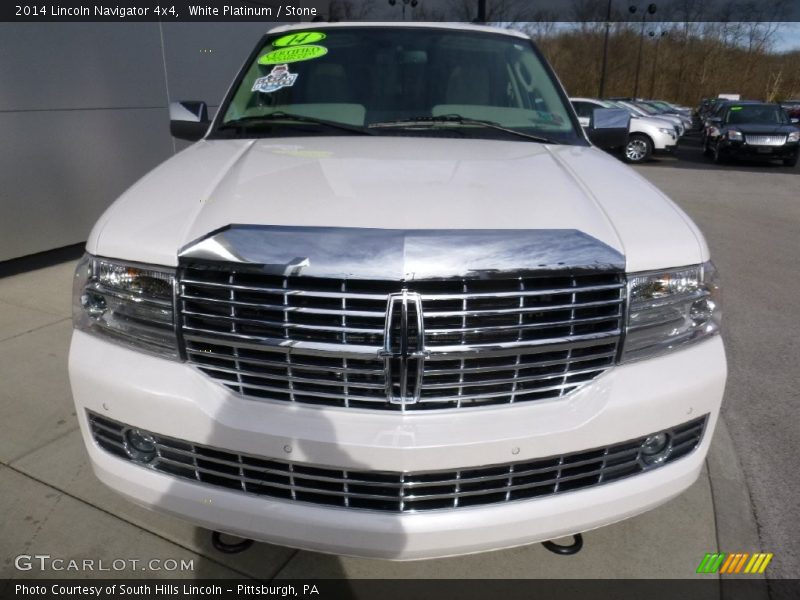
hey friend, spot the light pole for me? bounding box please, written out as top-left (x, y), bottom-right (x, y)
top-left (648, 30), bottom-right (667, 98)
top-left (598, 0), bottom-right (613, 98)
top-left (629, 3), bottom-right (657, 98)
top-left (388, 0), bottom-right (418, 20)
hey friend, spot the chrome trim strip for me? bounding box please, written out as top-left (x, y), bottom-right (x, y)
top-left (196, 364), bottom-right (385, 390)
top-left (179, 225), bottom-right (625, 279)
top-left (181, 294), bottom-right (386, 318)
top-left (423, 298), bottom-right (622, 319)
top-left (182, 310), bottom-right (384, 335)
top-left (185, 348), bottom-right (384, 375)
top-left (425, 313), bottom-right (620, 336)
top-left (423, 351), bottom-right (617, 375)
top-left (420, 365), bottom-right (606, 390)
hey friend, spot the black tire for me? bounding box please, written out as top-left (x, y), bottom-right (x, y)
top-left (783, 155), bottom-right (798, 168)
top-left (713, 141), bottom-right (726, 164)
top-left (623, 134), bottom-right (653, 163)
top-left (702, 136), bottom-right (712, 156)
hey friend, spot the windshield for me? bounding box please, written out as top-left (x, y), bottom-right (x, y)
top-left (607, 100), bottom-right (637, 116)
top-left (215, 27), bottom-right (582, 144)
top-left (632, 102), bottom-right (659, 115)
top-left (727, 105), bottom-right (788, 125)
top-left (651, 101), bottom-right (674, 111)
top-left (620, 101), bottom-right (649, 116)
top-left (640, 102), bottom-right (668, 114)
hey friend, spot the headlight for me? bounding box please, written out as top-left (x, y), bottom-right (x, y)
top-left (728, 130), bottom-right (743, 141)
top-left (621, 261), bottom-right (721, 362)
top-left (788, 131), bottom-right (800, 143)
top-left (72, 254), bottom-right (179, 359)
top-left (658, 127), bottom-right (674, 135)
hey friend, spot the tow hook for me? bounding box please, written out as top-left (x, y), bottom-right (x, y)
top-left (542, 533), bottom-right (584, 556)
top-left (211, 531), bottom-right (254, 554)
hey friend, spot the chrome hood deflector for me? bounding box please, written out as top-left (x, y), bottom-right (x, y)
top-left (178, 225), bottom-right (624, 280)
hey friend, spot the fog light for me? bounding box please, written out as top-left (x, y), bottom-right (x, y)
top-left (641, 432), bottom-right (671, 466)
top-left (124, 428), bottom-right (157, 463)
top-left (690, 298), bottom-right (713, 326)
top-left (80, 291), bottom-right (107, 318)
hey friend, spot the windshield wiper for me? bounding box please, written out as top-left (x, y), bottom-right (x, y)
top-left (217, 112), bottom-right (375, 136)
top-left (368, 114), bottom-right (559, 144)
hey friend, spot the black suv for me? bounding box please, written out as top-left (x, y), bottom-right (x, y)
top-left (704, 102), bottom-right (800, 167)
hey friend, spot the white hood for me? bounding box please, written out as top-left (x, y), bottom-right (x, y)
top-left (89, 136), bottom-right (706, 272)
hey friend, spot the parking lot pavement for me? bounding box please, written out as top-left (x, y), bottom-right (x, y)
top-left (633, 138), bottom-right (800, 580)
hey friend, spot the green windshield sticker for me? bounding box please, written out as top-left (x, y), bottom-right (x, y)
top-left (258, 45), bottom-right (328, 65)
top-left (730, 106), bottom-right (743, 111)
top-left (272, 32), bottom-right (326, 48)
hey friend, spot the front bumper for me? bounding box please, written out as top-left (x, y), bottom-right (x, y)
top-left (653, 142), bottom-right (677, 155)
top-left (652, 133), bottom-right (678, 153)
top-left (69, 331), bottom-right (726, 560)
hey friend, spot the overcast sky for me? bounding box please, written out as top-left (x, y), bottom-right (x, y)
top-left (775, 23), bottom-right (800, 51)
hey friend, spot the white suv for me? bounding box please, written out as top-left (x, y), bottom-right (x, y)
top-left (70, 23), bottom-right (726, 560)
top-left (572, 97), bottom-right (679, 163)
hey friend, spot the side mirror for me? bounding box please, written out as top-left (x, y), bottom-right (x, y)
top-left (170, 101), bottom-right (209, 141)
top-left (585, 108), bottom-right (630, 150)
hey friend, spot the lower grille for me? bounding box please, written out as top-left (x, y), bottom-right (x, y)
top-left (89, 412), bottom-right (707, 513)
top-left (745, 135), bottom-right (787, 146)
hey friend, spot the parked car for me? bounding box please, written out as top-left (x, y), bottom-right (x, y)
top-left (634, 101), bottom-right (694, 132)
top-left (647, 100), bottom-right (693, 118)
top-left (571, 97), bottom-right (678, 163)
top-left (615, 100), bottom-right (686, 136)
top-left (704, 102), bottom-right (799, 166)
top-left (698, 97), bottom-right (722, 120)
top-left (69, 22), bottom-right (726, 560)
top-left (699, 99), bottom-right (759, 148)
top-left (780, 100), bottom-right (800, 121)
top-left (607, 100), bottom-right (681, 136)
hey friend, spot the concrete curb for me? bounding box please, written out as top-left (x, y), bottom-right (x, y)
top-left (706, 416), bottom-right (768, 600)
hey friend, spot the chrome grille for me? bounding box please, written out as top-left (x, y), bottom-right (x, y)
top-left (745, 135), bottom-right (787, 146)
top-left (180, 267), bottom-right (625, 410)
top-left (89, 412), bottom-right (707, 513)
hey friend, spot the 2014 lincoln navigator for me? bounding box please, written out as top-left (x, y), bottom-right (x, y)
top-left (69, 23), bottom-right (726, 560)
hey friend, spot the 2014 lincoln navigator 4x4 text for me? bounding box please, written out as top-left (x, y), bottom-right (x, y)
top-left (69, 23), bottom-right (726, 560)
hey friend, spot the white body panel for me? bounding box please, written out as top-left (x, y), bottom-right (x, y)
top-left (617, 101), bottom-right (686, 135)
top-left (628, 116), bottom-right (679, 150)
top-left (88, 137), bottom-right (705, 273)
top-left (572, 98), bottom-right (678, 151)
top-left (70, 332), bottom-right (726, 560)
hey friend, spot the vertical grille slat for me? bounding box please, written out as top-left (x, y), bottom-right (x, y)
top-left (180, 267), bottom-right (624, 410)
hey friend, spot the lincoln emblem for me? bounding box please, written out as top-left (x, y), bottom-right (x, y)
top-left (381, 291), bottom-right (427, 405)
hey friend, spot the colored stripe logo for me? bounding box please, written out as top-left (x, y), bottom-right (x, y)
top-left (697, 552), bottom-right (773, 574)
